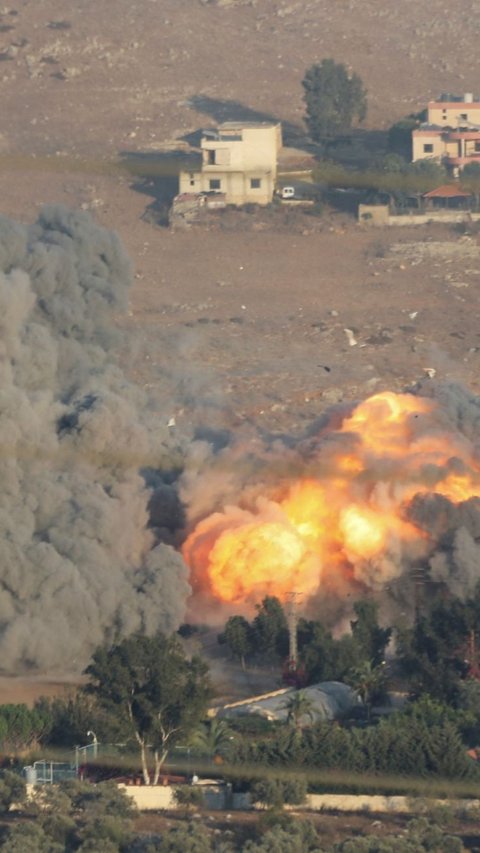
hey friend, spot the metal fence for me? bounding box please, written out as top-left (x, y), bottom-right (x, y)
top-left (28, 760), bottom-right (77, 784)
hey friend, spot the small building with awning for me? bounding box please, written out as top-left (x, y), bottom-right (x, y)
top-left (422, 184), bottom-right (473, 209)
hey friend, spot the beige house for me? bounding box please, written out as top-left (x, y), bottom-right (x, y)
top-left (179, 121), bottom-right (282, 206)
top-left (412, 93), bottom-right (480, 173)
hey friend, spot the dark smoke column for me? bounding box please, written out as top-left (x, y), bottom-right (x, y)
top-left (0, 206), bottom-right (190, 673)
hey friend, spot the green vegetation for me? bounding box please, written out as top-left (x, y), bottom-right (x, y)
top-left (219, 596), bottom-right (288, 668)
top-left (2, 588), bottom-right (480, 845)
top-left (251, 774), bottom-right (307, 809)
top-left (0, 704), bottom-right (52, 754)
top-left (85, 632), bottom-right (212, 784)
top-left (387, 111), bottom-right (427, 159)
top-left (188, 718), bottom-right (236, 761)
top-left (173, 784), bottom-right (205, 811)
top-left (0, 777), bottom-right (136, 851)
top-left (302, 59), bottom-right (367, 144)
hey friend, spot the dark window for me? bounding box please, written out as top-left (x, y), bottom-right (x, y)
top-left (250, 178), bottom-right (261, 189)
top-left (190, 180), bottom-right (195, 186)
top-left (475, 142), bottom-right (480, 152)
top-left (207, 150), bottom-right (216, 165)
top-left (209, 179), bottom-right (221, 190)
top-left (461, 113), bottom-right (468, 120)
top-left (423, 143), bottom-right (434, 153)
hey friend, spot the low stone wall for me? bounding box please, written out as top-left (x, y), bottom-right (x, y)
top-left (389, 212), bottom-right (480, 226)
top-left (359, 205), bottom-right (480, 227)
top-left (118, 784), bottom-right (480, 815)
top-left (304, 794), bottom-right (424, 814)
top-left (119, 782), bottom-right (249, 812)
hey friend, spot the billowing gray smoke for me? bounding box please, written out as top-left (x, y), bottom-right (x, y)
top-left (0, 207), bottom-right (190, 673)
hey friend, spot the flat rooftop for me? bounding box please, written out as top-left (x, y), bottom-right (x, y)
top-left (218, 121), bottom-right (280, 130)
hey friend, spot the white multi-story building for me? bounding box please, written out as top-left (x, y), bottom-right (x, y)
top-left (179, 121), bottom-right (282, 205)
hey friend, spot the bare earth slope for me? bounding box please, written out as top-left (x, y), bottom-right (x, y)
top-left (0, 0), bottom-right (475, 696)
top-left (0, 0), bottom-right (477, 438)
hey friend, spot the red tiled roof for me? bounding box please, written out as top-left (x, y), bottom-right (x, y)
top-left (422, 184), bottom-right (472, 198)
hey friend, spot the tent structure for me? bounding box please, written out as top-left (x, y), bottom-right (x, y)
top-left (215, 681), bottom-right (358, 725)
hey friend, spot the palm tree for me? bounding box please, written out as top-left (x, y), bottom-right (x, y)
top-left (347, 660), bottom-right (387, 719)
top-left (188, 718), bottom-right (235, 761)
top-left (283, 690), bottom-right (315, 730)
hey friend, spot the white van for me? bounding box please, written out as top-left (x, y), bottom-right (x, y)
top-left (280, 186), bottom-right (295, 199)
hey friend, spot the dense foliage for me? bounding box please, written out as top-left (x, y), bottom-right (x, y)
top-left (219, 596), bottom-right (390, 687)
top-left (85, 632), bottom-right (212, 784)
top-left (0, 779), bottom-right (136, 852)
top-left (302, 59), bottom-right (367, 143)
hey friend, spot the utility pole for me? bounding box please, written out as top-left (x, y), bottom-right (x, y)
top-left (286, 591), bottom-right (301, 670)
top-left (282, 592), bottom-right (306, 688)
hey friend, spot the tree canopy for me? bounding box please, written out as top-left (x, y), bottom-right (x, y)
top-left (85, 632), bottom-right (212, 784)
top-left (302, 59), bottom-right (367, 143)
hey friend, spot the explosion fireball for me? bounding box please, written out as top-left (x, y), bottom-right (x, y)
top-left (182, 388), bottom-right (480, 614)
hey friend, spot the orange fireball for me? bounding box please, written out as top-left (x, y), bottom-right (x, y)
top-left (182, 390), bottom-right (480, 608)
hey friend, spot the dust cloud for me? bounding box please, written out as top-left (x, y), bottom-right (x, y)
top-left (0, 206), bottom-right (190, 673)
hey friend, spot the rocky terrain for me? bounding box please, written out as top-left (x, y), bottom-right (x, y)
top-left (0, 0), bottom-right (477, 439)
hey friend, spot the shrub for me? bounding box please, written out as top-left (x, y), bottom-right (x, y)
top-left (0, 769), bottom-right (25, 813)
top-left (173, 785), bottom-right (205, 810)
top-left (251, 774), bottom-right (307, 809)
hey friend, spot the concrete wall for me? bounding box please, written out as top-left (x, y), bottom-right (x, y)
top-left (358, 204), bottom-right (390, 225)
top-left (118, 784), bottom-right (480, 815)
top-left (388, 212), bottom-right (480, 226)
top-left (359, 208), bottom-right (480, 227)
top-left (119, 784), bottom-right (176, 811)
top-left (23, 782), bottom-right (480, 817)
top-left (302, 794), bottom-right (480, 814)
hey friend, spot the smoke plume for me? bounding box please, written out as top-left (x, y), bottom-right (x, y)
top-left (0, 206), bottom-right (190, 673)
top-left (182, 380), bottom-right (480, 626)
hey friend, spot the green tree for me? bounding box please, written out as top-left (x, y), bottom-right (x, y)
top-left (345, 661), bottom-right (387, 718)
top-left (302, 59), bottom-right (367, 144)
top-left (0, 780), bottom-right (136, 852)
top-left (350, 600), bottom-right (391, 667)
top-left (36, 691), bottom-right (121, 749)
top-left (85, 632), bottom-right (212, 784)
top-left (0, 822), bottom-right (63, 853)
top-left (406, 157), bottom-right (447, 188)
top-left (173, 784), bottom-right (205, 812)
top-left (299, 620), bottom-right (362, 684)
top-left (218, 615), bottom-right (254, 670)
top-left (251, 597), bottom-right (289, 663)
top-left (153, 820), bottom-right (216, 853)
top-left (0, 769), bottom-right (26, 813)
top-left (0, 703), bottom-right (52, 754)
top-left (397, 598), bottom-right (470, 705)
top-left (251, 775), bottom-right (307, 810)
top-left (188, 718), bottom-right (235, 760)
top-left (283, 690), bottom-right (315, 730)
top-left (243, 818), bottom-right (318, 853)
top-left (387, 111), bottom-right (426, 159)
